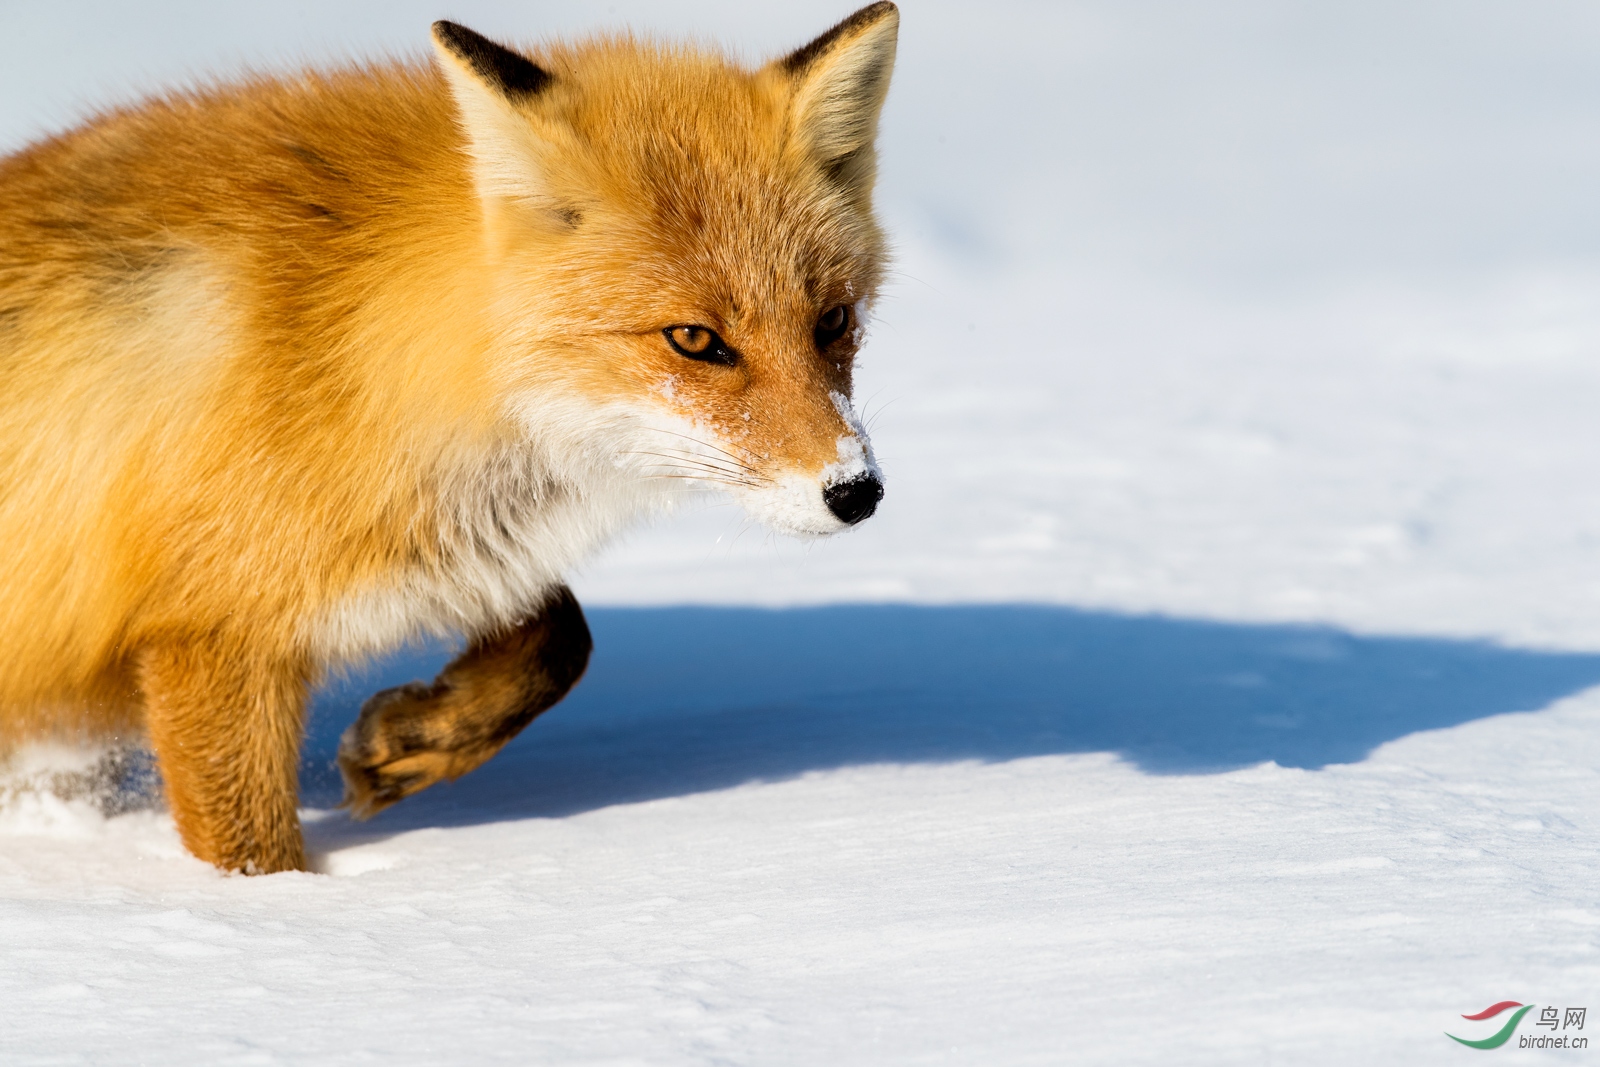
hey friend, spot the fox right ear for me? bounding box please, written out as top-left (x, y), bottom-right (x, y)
top-left (775, 3), bottom-right (899, 197)
top-left (431, 21), bottom-right (570, 218)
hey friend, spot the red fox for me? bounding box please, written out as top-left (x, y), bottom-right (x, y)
top-left (0, 5), bottom-right (896, 873)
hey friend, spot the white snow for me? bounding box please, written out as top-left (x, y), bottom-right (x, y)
top-left (4, 2), bottom-right (1600, 1063)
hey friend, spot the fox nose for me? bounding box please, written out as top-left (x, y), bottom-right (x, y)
top-left (823, 474), bottom-right (884, 525)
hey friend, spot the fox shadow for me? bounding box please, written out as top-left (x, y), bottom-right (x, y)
top-left (300, 604), bottom-right (1600, 837)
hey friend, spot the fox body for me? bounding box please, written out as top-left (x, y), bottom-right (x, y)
top-left (0, 5), bottom-right (897, 872)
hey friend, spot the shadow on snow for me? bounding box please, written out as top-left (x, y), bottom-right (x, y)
top-left (301, 604), bottom-right (1600, 834)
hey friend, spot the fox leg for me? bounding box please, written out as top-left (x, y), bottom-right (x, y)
top-left (338, 585), bottom-right (592, 818)
top-left (137, 643), bottom-right (310, 874)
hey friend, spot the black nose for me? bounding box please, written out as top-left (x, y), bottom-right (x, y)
top-left (823, 474), bottom-right (884, 525)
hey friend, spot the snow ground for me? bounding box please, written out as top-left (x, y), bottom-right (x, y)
top-left (4, 2), bottom-right (1600, 1063)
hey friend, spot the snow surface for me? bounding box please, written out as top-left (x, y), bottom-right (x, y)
top-left (4, 2), bottom-right (1600, 1063)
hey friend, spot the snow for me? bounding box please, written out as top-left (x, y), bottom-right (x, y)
top-left (5, 2), bottom-right (1600, 1063)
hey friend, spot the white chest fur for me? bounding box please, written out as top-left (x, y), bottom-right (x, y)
top-left (306, 415), bottom-right (665, 666)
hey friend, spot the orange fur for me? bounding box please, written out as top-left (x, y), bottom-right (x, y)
top-left (0, 5), bottom-right (897, 872)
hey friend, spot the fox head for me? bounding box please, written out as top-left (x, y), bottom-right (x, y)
top-left (431, 4), bottom-right (897, 536)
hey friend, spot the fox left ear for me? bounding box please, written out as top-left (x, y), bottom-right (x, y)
top-left (431, 21), bottom-right (575, 223)
top-left (774, 2), bottom-right (899, 197)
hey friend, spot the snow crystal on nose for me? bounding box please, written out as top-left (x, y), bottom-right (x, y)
top-left (826, 391), bottom-right (882, 488)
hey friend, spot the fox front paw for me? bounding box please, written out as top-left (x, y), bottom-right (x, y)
top-left (337, 682), bottom-right (466, 818)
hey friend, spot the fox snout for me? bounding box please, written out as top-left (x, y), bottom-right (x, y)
top-left (736, 461), bottom-right (883, 538)
top-left (812, 393), bottom-right (885, 530)
top-left (729, 404), bottom-right (884, 538)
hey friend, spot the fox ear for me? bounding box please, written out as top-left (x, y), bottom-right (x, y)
top-left (431, 21), bottom-right (569, 217)
top-left (776, 2), bottom-right (899, 195)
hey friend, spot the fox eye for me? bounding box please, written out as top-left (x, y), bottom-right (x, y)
top-left (814, 305), bottom-right (852, 350)
top-left (664, 325), bottom-right (738, 366)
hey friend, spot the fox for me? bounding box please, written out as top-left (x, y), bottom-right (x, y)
top-left (0, 4), bottom-right (897, 874)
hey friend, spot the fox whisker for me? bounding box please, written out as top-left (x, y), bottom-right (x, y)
top-left (622, 451), bottom-right (763, 487)
top-left (646, 429), bottom-right (760, 474)
top-left (628, 455), bottom-right (763, 490)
